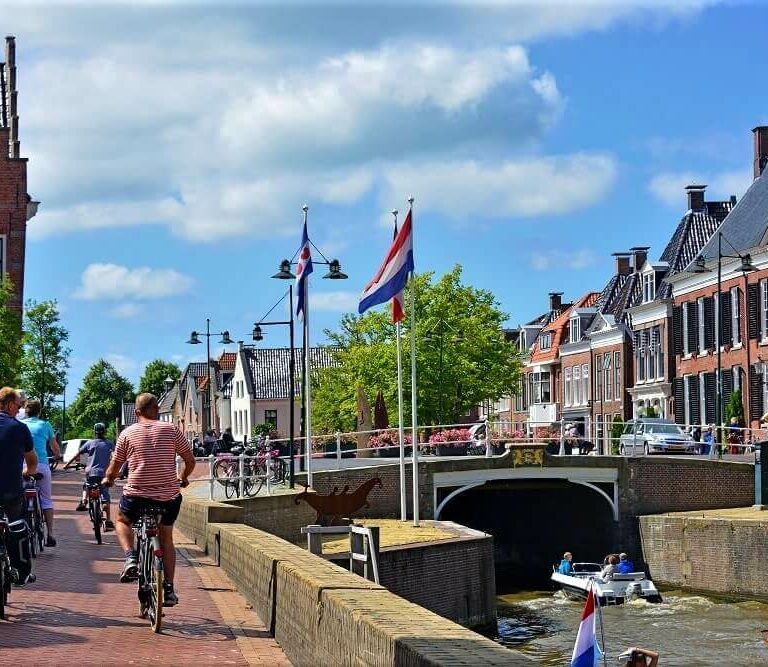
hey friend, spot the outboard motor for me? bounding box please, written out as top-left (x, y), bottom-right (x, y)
top-left (625, 581), bottom-right (643, 601)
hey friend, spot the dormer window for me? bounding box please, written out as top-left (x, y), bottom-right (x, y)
top-left (540, 332), bottom-right (552, 350)
top-left (642, 272), bottom-right (656, 303)
top-left (570, 317), bottom-right (581, 343)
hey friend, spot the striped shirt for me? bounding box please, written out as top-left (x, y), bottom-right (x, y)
top-left (114, 420), bottom-right (192, 501)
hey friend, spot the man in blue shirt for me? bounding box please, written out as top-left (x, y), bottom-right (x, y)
top-left (70, 423), bottom-right (115, 530)
top-left (617, 553), bottom-right (635, 574)
top-left (23, 399), bottom-right (61, 547)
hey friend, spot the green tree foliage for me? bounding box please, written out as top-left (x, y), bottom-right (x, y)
top-left (138, 359), bottom-right (182, 398)
top-left (68, 359), bottom-right (135, 437)
top-left (725, 389), bottom-right (744, 426)
top-left (313, 266), bottom-right (521, 433)
top-left (19, 299), bottom-right (70, 411)
top-left (0, 278), bottom-right (22, 386)
top-left (611, 415), bottom-right (625, 455)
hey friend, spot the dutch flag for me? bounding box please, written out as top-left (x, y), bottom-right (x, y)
top-left (571, 587), bottom-right (603, 667)
top-left (359, 209), bottom-right (414, 319)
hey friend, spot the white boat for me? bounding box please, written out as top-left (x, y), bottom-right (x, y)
top-left (551, 562), bottom-right (663, 605)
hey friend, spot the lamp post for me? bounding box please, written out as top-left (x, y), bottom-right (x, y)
top-left (423, 319), bottom-right (463, 425)
top-left (186, 319), bottom-right (233, 433)
top-left (693, 232), bottom-right (757, 457)
top-left (274, 212), bottom-right (348, 487)
top-left (51, 387), bottom-right (66, 440)
top-left (253, 283), bottom-right (297, 489)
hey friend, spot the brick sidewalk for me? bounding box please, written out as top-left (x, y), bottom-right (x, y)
top-left (0, 470), bottom-right (290, 666)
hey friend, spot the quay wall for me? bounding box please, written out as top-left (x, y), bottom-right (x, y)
top-left (177, 493), bottom-right (530, 666)
top-left (639, 513), bottom-right (768, 599)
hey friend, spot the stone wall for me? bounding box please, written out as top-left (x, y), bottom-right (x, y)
top-left (640, 513), bottom-right (768, 599)
top-left (231, 490), bottom-right (317, 543)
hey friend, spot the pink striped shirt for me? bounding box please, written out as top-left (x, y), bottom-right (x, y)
top-left (114, 420), bottom-right (192, 501)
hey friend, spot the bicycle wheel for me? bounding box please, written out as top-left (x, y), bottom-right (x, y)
top-left (151, 562), bottom-right (164, 633)
top-left (36, 508), bottom-right (46, 552)
top-left (213, 458), bottom-right (236, 488)
top-left (28, 509), bottom-right (38, 558)
top-left (92, 499), bottom-right (102, 544)
top-left (224, 477), bottom-right (239, 499)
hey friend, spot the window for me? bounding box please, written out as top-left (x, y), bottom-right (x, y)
top-left (697, 297), bottom-right (706, 353)
top-left (731, 287), bottom-right (741, 345)
top-left (761, 279), bottom-right (768, 339)
top-left (564, 368), bottom-right (572, 406)
top-left (264, 410), bottom-right (277, 428)
top-left (570, 318), bottom-right (581, 343)
top-left (636, 332), bottom-right (646, 382)
top-left (615, 352), bottom-right (621, 400)
top-left (573, 366), bottom-right (581, 405)
top-left (682, 303), bottom-right (690, 355)
top-left (540, 332), bottom-right (552, 350)
top-left (656, 326), bottom-right (664, 378)
top-left (595, 355), bottom-right (602, 401)
top-left (683, 376), bottom-right (691, 425)
top-left (733, 366), bottom-right (742, 392)
top-left (699, 374), bottom-right (706, 427)
top-left (604, 353), bottom-right (613, 400)
top-left (642, 272), bottom-right (655, 303)
top-left (582, 364), bottom-right (590, 404)
top-left (529, 371), bottom-right (551, 403)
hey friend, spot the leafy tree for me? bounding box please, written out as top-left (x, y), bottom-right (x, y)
top-left (68, 360), bottom-right (135, 437)
top-left (725, 389), bottom-right (744, 426)
top-left (19, 299), bottom-right (70, 411)
top-left (139, 359), bottom-right (182, 397)
top-left (0, 277), bottom-right (22, 386)
top-left (313, 266), bottom-right (521, 433)
top-left (611, 415), bottom-right (625, 455)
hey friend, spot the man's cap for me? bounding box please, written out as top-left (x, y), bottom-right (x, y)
top-left (619, 552), bottom-right (628, 559)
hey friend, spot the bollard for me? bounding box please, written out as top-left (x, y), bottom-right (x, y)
top-left (208, 454), bottom-right (215, 501)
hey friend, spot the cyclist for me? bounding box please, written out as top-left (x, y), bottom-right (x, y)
top-left (71, 422), bottom-right (115, 531)
top-left (102, 393), bottom-right (195, 607)
top-left (0, 387), bottom-right (38, 584)
top-left (22, 399), bottom-right (62, 546)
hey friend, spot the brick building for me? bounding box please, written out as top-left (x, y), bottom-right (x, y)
top-left (669, 126), bottom-right (768, 430)
top-left (0, 36), bottom-right (37, 312)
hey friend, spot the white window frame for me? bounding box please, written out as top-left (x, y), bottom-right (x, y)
top-left (564, 368), bottom-right (572, 406)
top-left (683, 375), bottom-right (691, 425)
top-left (614, 351), bottom-right (621, 401)
top-left (733, 366), bottom-right (741, 393)
top-left (643, 272), bottom-right (655, 303)
top-left (731, 286), bottom-right (740, 345)
top-left (699, 373), bottom-right (706, 427)
top-left (762, 363), bottom-right (768, 414)
top-left (582, 364), bottom-right (589, 404)
top-left (540, 332), bottom-right (552, 350)
top-left (570, 318), bottom-right (581, 344)
top-left (682, 303), bottom-right (690, 355)
top-left (573, 366), bottom-right (581, 405)
top-left (656, 326), bottom-right (664, 379)
top-left (761, 279), bottom-right (768, 340)
top-left (604, 353), bottom-right (613, 400)
top-left (697, 297), bottom-right (706, 353)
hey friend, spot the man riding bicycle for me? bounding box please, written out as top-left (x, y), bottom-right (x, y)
top-left (70, 422), bottom-right (115, 531)
top-left (102, 393), bottom-right (195, 606)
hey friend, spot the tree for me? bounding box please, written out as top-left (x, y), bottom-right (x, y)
top-left (19, 299), bottom-right (70, 411)
top-left (139, 359), bottom-right (182, 398)
top-left (312, 265), bottom-right (521, 433)
top-left (725, 389), bottom-right (744, 426)
top-left (611, 415), bottom-right (625, 455)
top-left (68, 360), bottom-right (135, 437)
top-left (0, 277), bottom-right (22, 386)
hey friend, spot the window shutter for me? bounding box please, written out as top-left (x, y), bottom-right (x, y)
top-left (703, 296), bottom-right (715, 350)
top-left (749, 365), bottom-right (763, 422)
top-left (672, 378), bottom-right (684, 425)
top-left (689, 377), bottom-right (700, 426)
top-left (672, 305), bottom-right (683, 355)
top-left (748, 283), bottom-right (760, 340)
top-left (686, 302), bottom-right (699, 354)
top-left (722, 369), bottom-right (734, 411)
top-left (720, 292), bottom-right (732, 347)
top-left (704, 372), bottom-right (716, 424)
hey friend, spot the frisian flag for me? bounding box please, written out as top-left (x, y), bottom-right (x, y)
top-left (295, 217), bottom-right (313, 320)
top-left (571, 586), bottom-right (602, 667)
top-left (391, 215), bottom-right (405, 323)
top-left (359, 209), bottom-right (414, 318)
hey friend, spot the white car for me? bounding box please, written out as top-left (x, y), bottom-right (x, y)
top-left (619, 419), bottom-right (696, 455)
top-left (62, 438), bottom-right (89, 469)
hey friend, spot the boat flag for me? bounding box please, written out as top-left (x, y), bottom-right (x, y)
top-left (358, 209), bottom-right (414, 317)
top-left (295, 215), bottom-right (313, 320)
top-left (571, 586), bottom-right (603, 667)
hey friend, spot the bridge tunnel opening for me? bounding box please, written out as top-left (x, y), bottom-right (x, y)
top-left (438, 479), bottom-right (617, 591)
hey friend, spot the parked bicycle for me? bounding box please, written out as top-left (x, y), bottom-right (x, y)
top-left (85, 481), bottom-right (108, 545)
top-left (133, 505), bottom-right (166, 632)
top-left (0, 507), bottom-right (15, 620)
top-left (212, 443), bottom-right (286, 498)
top-left (23, 473), bottom-right (45, 557)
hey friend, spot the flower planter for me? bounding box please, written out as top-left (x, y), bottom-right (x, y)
top-left (321, 441), bottom-right (357, 459)
top-left (437, 443), bottom-right (468, 457)
top-left (376, 445), bottom-right (412, 458)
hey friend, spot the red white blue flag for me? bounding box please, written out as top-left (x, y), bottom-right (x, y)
top-left (391, 216), bottom-right (405, 323)
top-left (359, 209), bottom-right (413, 319)
top-left (571, 587), bottom-right (602, 667)
top-left (295, 218), bottom-right (313, 320)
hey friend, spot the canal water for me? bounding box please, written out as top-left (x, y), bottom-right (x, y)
top-left (495, 591), bottom-right (768, 665)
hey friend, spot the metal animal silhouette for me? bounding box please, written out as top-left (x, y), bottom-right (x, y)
top-left (295, 477), bottom-right (382, 525)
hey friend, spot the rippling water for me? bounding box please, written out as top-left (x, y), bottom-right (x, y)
top-left (495, 591), bottom-right (768, 665)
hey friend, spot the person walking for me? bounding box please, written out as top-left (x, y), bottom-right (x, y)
top-left (102, 393), bottom-right (196, 606)
top-left (23, 399), bottom-right (61, 546)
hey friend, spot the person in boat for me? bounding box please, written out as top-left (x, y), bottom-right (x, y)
top-left (617, 552), bottom-right (635, 574)
top-left (618, 647), bottom-right (659, 667)
top-left (600, 554), bottom-right (619, 580)
top-left (557, 551), bottom-right (573, 574)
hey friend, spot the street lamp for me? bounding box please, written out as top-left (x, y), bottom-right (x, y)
top-left (186, 319), bottom-right (233, 433)
top-left (693, 231), bottom-right (757, 456)
top-left (274, 206), bottom-right (348, 486)
top-left (50, 387), bottom-right (66, 442)
top-left (423, 319), bottom-right (463, 425)
top-left (252, 285), bottom-right (297, 489)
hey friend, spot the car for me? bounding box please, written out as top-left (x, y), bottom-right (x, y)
top-left (62, 438), bottom-right (89, 469)
top-left (619, 418), bottom-right (696, 455)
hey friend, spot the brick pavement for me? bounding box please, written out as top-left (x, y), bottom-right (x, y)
top-left (0, 470), bottom-right (290, 666)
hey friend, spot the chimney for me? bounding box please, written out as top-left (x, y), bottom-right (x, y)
top-left (685, 184), bottom-right (706, 212)
top-left (5, 35), bottom-right (19, 158)
top-left (548, 292), bottom-right (563, 312)
top-left (612, 252), bottom-right (632, 276)
top-left (753, 126), bottom-right (768, 179)
top-left (630, 246), bottom-right (649, 272)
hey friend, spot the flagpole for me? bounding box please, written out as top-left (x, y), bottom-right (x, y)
top-left (303, 205), bottom-right (313, 488)
top-left (408, 197), bottom-right (419, 527)
top-left (393, 209), bottom-right (407, 522)
top-left (595, 582), bottom-right (608, 666)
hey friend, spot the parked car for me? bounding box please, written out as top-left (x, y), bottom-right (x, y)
top-left (619, 419), bottom-right (696, 455)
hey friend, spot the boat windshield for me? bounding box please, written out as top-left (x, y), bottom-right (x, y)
top-left (571, 563), bottom-right (601, 573)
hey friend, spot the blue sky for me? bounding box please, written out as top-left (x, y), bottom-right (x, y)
top-left (8, 0), bottom-right (766, 395)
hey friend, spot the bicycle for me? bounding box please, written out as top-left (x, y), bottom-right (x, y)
top-left (134, 505), bottom-right (165, 633)
top-left (212, 444), bottom-right (285, 498)
top-left (0, 507), bottom-right (15, 620)
top-left (22, 473), bottom-right (45, 557)
top-left (85, 481), bottom-right (107, 544)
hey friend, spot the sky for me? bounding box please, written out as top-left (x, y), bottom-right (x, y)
top-left (5, 0), bottom-right (767, 396)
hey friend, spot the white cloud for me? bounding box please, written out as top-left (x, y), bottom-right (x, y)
top-left (75, 264), bottom-right (194, 301)
top-left (309, 291), bottom-right (360, 313)
top-left (109, 303), bottom-right (142, 319)
top-left (530, 249), bottom-right (596, 271)
top-left (648, 169), bottom-right (752, 207)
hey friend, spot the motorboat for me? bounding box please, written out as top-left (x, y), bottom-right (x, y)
top-left (551, 562), bottom-right (663, 605)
